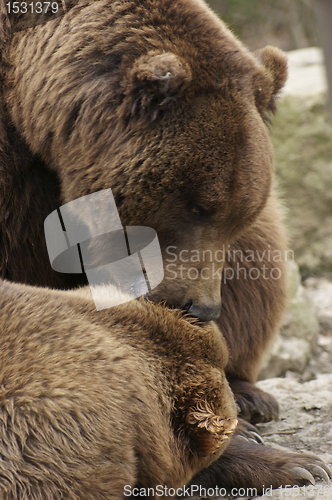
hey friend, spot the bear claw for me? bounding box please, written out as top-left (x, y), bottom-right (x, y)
top-left (234, 419), bottom-right (264, 444)
top-left (292, 466), bottom-right (316, 485)
top-left (310, 464), bottom-right (332, 483)
top-left (292, 462), bottom-right (332, 486)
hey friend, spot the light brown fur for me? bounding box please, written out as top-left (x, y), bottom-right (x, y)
top-left (0, 280), bottom-right (237, 499)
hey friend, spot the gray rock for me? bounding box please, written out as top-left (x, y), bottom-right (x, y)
top-left (319, 313), bottom-right (332, 330)
top-left (258, 261), bottom-right (319, 380)
top-left (281, 261), bottom-right (320, 345)
top-left (259, 336), bottom-right (312, 380)
top-left (253, 375), bottom-right (332, 500)
top-left (305, 279), bottom-right (332, 330)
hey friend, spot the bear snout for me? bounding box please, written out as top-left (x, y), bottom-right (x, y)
top-left (186, 301), bottom-right (222, 321)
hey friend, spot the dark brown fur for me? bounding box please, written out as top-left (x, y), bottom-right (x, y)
top-left (1, 0), bottom-right (330, 494)
top-left (0, 0), bottom-right (287, 419)
top-left (0, 280), bottom-right (237, 499)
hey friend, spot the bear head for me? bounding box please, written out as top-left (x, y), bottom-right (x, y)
top-left (1, 0), bottom-right (287, 319)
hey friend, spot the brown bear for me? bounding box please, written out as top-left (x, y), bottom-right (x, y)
top-left (0, 0), bottom-right (331, 493)
top-left (0, 0), bottom-right (286, 423)
top-left (0, 279), bottom-right (238, 499)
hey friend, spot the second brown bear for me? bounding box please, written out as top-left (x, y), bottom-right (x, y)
top-left (0, 280), bottom-right (237, 499)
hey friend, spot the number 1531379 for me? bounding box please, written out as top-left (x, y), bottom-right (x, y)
top-left (6, 2), bottom-right (59, 14)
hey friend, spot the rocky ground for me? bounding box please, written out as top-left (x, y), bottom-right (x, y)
top-left (255, 373), bottom-right (332, 500)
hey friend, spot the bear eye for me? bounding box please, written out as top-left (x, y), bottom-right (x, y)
top-left (188, 203), bottom-right (213, 220)
top-left (192, 205), bottom-right (203, 216)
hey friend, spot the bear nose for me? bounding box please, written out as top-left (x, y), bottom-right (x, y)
top-left (186, 302), bottom-right (222, 321)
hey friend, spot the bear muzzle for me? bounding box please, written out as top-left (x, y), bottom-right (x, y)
top-left (186, 301), bottom-right (222, 321)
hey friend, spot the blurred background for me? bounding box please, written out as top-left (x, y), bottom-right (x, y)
top-left (206, 0), bottom-right (318, 51)
top-left (206, 0), bottom-right (332, 280)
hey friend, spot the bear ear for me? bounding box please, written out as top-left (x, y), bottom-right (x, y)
top-left (123, 52), bottom-right (192, 121)
top-left (254, 46), bottom-right (288, 114)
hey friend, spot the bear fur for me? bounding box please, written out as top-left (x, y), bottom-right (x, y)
top-left (1, 0), bottom-right (331, 494)
top-left (0, 280), bottom-right (238, 499)
top-left (0, 0), bottom-right (287, 422)
top-left (0, 281), bottom-right (330, 498)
